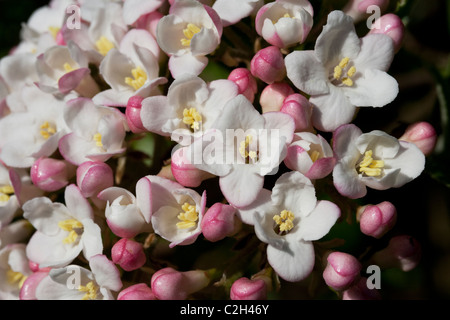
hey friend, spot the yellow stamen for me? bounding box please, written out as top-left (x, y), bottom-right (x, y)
top-left (358, 150), bottom-right (385, 177)
top-left (63, 63), bottom-right (75, 73)
top-left (0, 185), bottom-right (14, 202)
top-left (309, 150), bottom-right (321, 163)
top-left (125, 66), bottom-right (148, 91)
top-left (7, 269), bottom-right (28, 288)
top-left (48, 26), bottom-right (60, 39)
top-left (273, 210), bottom-right (295, 233)
top-left (79, 281), bottom-right (98, 300)
top-left (40, 121), bottom-right (57, 140)
top-left (176, 202), bottom-right (198, 229)
top-left (182, 107), bottom-right (203, 131)
top-left (272, 12), bottom-right (292, 24)
top-left (93, 133), bottom-right (103, 147)
top-left (181, 23), bottom-right (201, 47)
top-left (239, 135), bottom-right (257, 160)
top-left (95, 36), bottom-right (115, 56)
top-left (333, 57), bottom-right (356, 87)
top-left (58, 219), bottom-right (83, 244)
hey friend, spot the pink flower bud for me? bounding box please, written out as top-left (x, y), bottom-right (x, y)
top-left (76, 161), bottom-right (114, 198)
top-left (201, 203), bottom-right (241, 242)
top-left (30, 157), bottom-right (73, 192)
top-left (171, 147), bottom-right (215, 187)
top-left (19, 271), bottom-right (50, 300)
top-left (230, 277), bottom-right (267, 300)
top-left (28, 261), bottom-right (52, 273)
top-left (118, 283), bottom-right (157, 300)
top-left (259, 82), bottom-right (294, 113)
top-left (111, 238), bottom-right (146, 272)
top-left (280, 93), bottom-right (313, 132)
top-left (399, 121), bottom-right (437, 156)
top-left (151, 267), bottom-right (211, 300)
top-left (343, 0), bottom-right (389, 23)
top-left (371, 235), bottom-right (422, 272)
top-left (228, 68), bottom-right (258, 103)
top-left (250, 46), bottom-right (286, 84)
top-left (323, 252), bottom-right (362, 291)
top-left (342, 277), bottom-right (382, 300)
top-left (368, 13), bottom-right (405, 53)
top-left (126, 95), bottom-right (146, 133)
top-left (357, 201), bottom-right (397, 238)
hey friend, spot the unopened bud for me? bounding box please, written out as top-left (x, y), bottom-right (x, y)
top-left (357, 201), bottom-right (397, 238)
top-left (250, 46), bottom-right (286, 84)
top-left (323, 251), bottom-right (362, 291)
top-left (117, 283), bottom-right (157, 300)
top-left (259, 82), bottom-right (294, 113)
top-left (230, 277), bottom-right (267, 300)
top-left (126, 95), bottom-right (146, 133)
top-left (111, 238), bottom-right (146, 272)
top-left (30, 157), bottom-right (74, 192)
top-left (280, 93), bottom-right (313, 132)
top-left (171, 147), bottom-right (214, 187)
top-left (76, 161), bottom-right (114, 198)
top-left (228, 68), bottom-right (258, 103)
top-left (399, 121), bottom-right (437, 156)
top-left (201, 203), bottom-right (241, 242)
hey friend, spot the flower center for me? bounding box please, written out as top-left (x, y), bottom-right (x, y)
top-left (182, 107), bottom-right (203, 131)
top-left (0, 185), bottom-right (14, 202)
top-left (176, 202), bottom-right (199, 229)
top-left (332, 57), bottom-right (357, 87)
top-left (48, 26), bottom-right (60, 40)
top-left (239, 135), bottom-right (258, 163)
top-left (79, 281), bottom-right (99, 300)
top-left (7, 269), bottom-right (28, 288)
top-left (93, 132), bottom-right (103, 148)
top-left (309, 150), bottom-right (321, 162)
top-left (40, 121), bottom-right (57, 140)
top-left (95, 36), bottom-right (115, 56)
top-left (272, 12), bottom-right (292, 24)
top-left (358, 150), bottom-right (384, 177)
top-left (273, 210), bottom-right (295, 235)
top-left (181, 23), bottom-right (201, 47)
top-left (125, 66), bottom-right (148, 91)
top-left (58, 219), bottom-right (84, 244)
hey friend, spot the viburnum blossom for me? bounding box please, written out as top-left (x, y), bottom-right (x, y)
top-left (251, 171), bottom-right (340, 282)
top-left (0, 0), bottom-right (440, 302)
top-left (332, 124), bottom-right (425, 199)
top-left (22, 184), bottom-right (103, 268)
top-left (285, 10), bottom-right (398, 132)
top-left (156, 0), bottom-right (223, 78)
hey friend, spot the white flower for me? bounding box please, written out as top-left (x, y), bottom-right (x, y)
top-left (285, 10), bottom-right (399, 132)
top-left (58, 98), bottom-right (128, 165)
top-left (148, 176), bottom-right (206, 248)
top-left (250, 171), bottom-right (340, 282)
top-left (332, 124), bottom-right (426, 199)
top-left (98, 176), bottom-right (153, 238)
top-left (0, 244), bottom-right (32, 300)
top-left (0, 164), bottom-right (20, 228)
top-left (156, 0), bottom-right (223, 78)
top-left (186, 94), bottom-right (294, 208)
top-left (140, 74), bottom-right (239, 145)
top-left (23, 184), bottom-right (103, 268)
top-left (35, 254), bottom-right (122, 300)
top-left (255, 0), bottom-right (313, 48)
top-left (0, 85), bottom-right (72, 168)
top-left (122, 0), bottom-right (165, 26)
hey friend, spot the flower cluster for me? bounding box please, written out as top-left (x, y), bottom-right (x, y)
top-left (0, 0), bottom-right (436, 300)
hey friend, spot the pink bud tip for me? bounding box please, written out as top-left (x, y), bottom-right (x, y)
top-left (111, 238), bottom-right (146, 272)
top-left (126, 95), bottom-right (146, 133)
top-left (30, 157), bottom-right (72, 192)
top-left (55, 29), bottom-right (66, 46)
top-left (250, 46), bottom-right (286, 84)
top-left (201, 203), bottom-right (240, 242)
top-left (117, 283), bottom-right (157, 300)
top-left (359, 201), bottom-right (397, 238)
top-left (399, 121), bottom-right (437, 156)
top-left (151, 267), bottom-right (210, 300)
top-left (259, 82), bottom-right (294, 113)
top-left (323, 252), bottom-right (362, 291)
top-left (171, 147), bottom-right (214, 187)
top-left (230, 277), bottom-right (267, 300)
top-left (368, 13), bottom-right (405, 53)
top-left (76, 161), bottom-right (114, 198)
top-left (19, 271), bottom-right (50, 300)
top-left (280, 93), bottom-right (313, 132)
top-left (228, 68), bottom-right (258, 103)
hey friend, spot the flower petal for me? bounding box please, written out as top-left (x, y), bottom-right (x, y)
top-left (297, 200), bottom-right (340, 241)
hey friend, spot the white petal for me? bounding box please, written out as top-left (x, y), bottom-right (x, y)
top-left (332, 158), bottom-right (367, 199)
top-left (64, 184), bottom-right (94, 221)
top-left (332, 124), bottom-right (362, 160)
top-left (343, 69), bottom-right (399, 108)
top-left (89, 254), bottom-right (122, 292)
top-left (168, 53), bottom-right (208, 78)
top-left (285, 50), bottom-right (329, 95)
top-left (310, 84), bottom-right (356, 132)
top-left (237, 188), bottom-right (273, 225)
top-left (267, 239), bottom-right (315, 282)
top-left (297, 200), bottom-right (340, 241)
top-left (354, 34), bottom-right (394, 72)
top-left (80, 219), bottom-right (103, 261)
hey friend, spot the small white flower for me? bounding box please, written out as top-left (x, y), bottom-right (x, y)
top-left (0, 244), bottom-right (32, 300)
top-left (332, 124), bottom-right (426, 199)
top-left (285, 10), bottom-right (399, 132)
